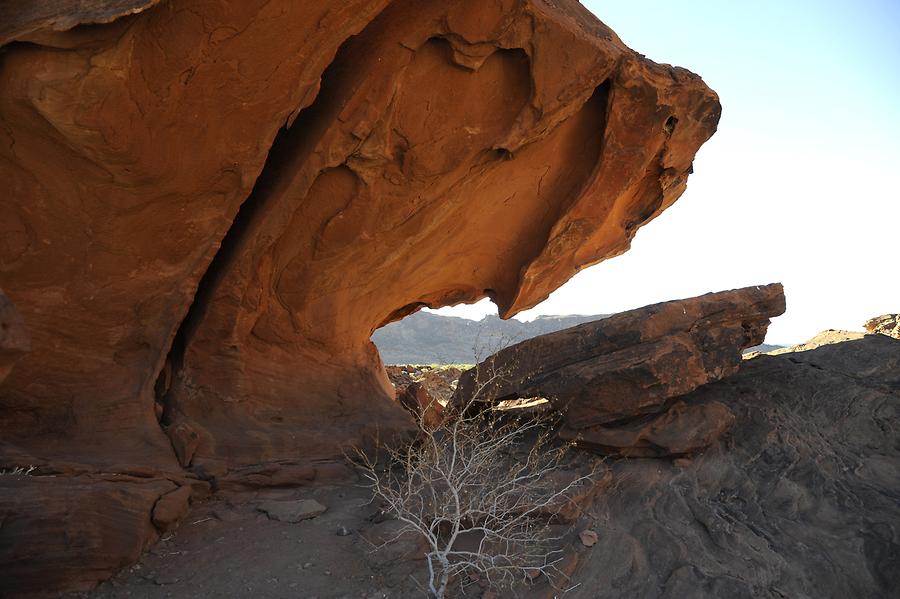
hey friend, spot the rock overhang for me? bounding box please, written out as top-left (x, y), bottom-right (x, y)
top-left (0, 1), bottom-right (720, 593)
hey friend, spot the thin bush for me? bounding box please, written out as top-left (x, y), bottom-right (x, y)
top-left (357, 383), bottom-right (600, 598)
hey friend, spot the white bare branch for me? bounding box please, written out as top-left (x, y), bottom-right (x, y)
top-left (353, 351), bottom-right (603, 598)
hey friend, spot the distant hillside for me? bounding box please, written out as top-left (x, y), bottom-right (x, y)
top-left (746, 343), bottom-right (786, 354)
top-left (373, 311), bottom-right (786, 364)
top-left (372, 311), bottom-right (608, 365)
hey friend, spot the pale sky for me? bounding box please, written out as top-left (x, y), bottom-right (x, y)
top-left (431, 0), bottom-right (900, 345)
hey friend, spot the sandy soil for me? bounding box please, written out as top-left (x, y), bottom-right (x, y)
top-left (66, 474), bottom-right (586, 599)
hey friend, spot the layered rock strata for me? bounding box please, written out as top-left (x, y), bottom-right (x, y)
top-left (453, 284), bottom-right (786, 455)
top-left (557, 400), bottom-right (736, 457)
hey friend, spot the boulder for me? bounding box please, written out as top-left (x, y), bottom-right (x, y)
top-left (386, 365), bottom-right (463, 406)
top-left (151, 485), bottom-right (192, 532)
top-left (453, 284), bottom-right (786, 437)
top-left (398, 382), bottom-right (445, 430)
top-left (257, 499), bottom-right (327, 523)
top-left (865, 314), bottom-right (900, 339)
top-left (567, 333), bottom-right (900, 599)
top-left (579, 530), bottom-right (599, 547)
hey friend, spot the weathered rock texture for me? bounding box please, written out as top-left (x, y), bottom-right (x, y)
top-left (866, 314), bottom-right (900, 339)
top-left (568, 333), bottom-right (900, 599)
top-left (397, 382), bottom-right (445, 430)
top-left (0, 290), bottom-right (29, 383)
top-left (0, 0), bottom-right (719, 478)
top-left (39, 334), bottom-right (900, 599)
top-left (386, 365), bottom-right (464, 407)
top-left (0, 474), bottom-right (180, 596)
top-left (0, 0), bottom-right (160, 44)
top-left (558, 399), bottom-right (736, 457)
top-left (0, 0), bottom-right (719, 593)
top-left (453, 284), bottom-right (785, 455)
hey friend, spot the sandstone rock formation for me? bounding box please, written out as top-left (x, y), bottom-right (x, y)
top-left (0, 0), bottom-right (719, 593)
top-left (0, 290), bottom-right (29, 383)
top-left (453, 284), bottom-right (785, 455)
top-left (567, 332), bottom-right (900, 599)
top-left (397, 382), bottom-right (445, 430)
top-left (0, 0), bottom-right (719, 485)
top-left (0, 1), bottom-right (157, 45)
top-left (0, 474), bottom-right (186, 595)
top-left (865, 314), bottom-right (900, 339)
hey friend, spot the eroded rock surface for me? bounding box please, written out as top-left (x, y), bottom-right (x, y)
top-left (160, 0), bottom-right (721, 481)
top-left (558, 400), bottom-right (736, 457)
top-left (866, 314), bottom-right (900, 339)
top-left (453, 284), bottom-right (785, 455)
top-left (0, 290), bottom-right (29, 383)
top-left (0, 0), bottom-right (718, 487)
top-left (0, 0), bottom-right (161, 45)
top-left (46, 334), bottom-right (900, 599)
top-left (569, 333), bottom-right (900, 599)
top-left (0, 474), bottom-right (178, 596)
top-left (0, 0), bottom-right (719, 593)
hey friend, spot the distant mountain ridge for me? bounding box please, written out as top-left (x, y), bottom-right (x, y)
top-left (372, 311), bottom-right (785, 365)
top-left (372, 311), bottom-right (609, 364)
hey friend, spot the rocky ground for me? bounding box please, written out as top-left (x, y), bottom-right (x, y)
top-left (62, 330), bottom-right (899, 599)
top-left (64, 481), bottom-right (437, 599)
top-left (63, 461), bottom-right (596, 599)
top-left (575, 331), bottom-right (900, 599)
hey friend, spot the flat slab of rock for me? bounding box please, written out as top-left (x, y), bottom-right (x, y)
top-left (257, 499), bottom-right (327, 523)
top-left (453, 284), bottom-right (785, 433)
top-left (559, 400), bottom-right (736, 458)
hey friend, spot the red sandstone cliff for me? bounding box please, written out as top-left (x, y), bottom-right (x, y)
top-left (0, 1), bottom-right (719, 593)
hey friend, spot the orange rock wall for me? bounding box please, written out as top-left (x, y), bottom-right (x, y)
top-left (0, 1), bottom-right (719, 593)
top-left (0, 0), bottom-right (718, 495)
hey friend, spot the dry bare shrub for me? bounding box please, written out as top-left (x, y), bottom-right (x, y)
top-left (357, 380), bottom-right (601, 598)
